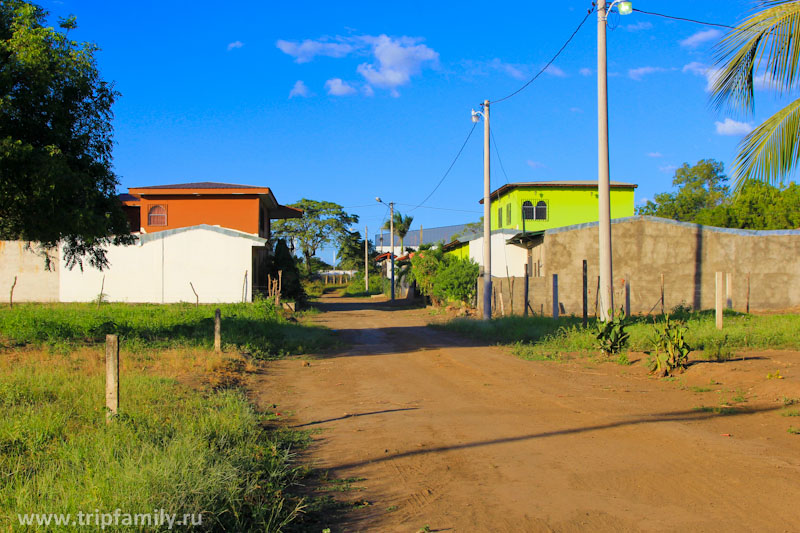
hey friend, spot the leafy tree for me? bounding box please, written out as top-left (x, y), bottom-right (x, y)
top-left (637, 160), bottom-right (729, 221)
top-left (336, 230), bottom-right (379, 273)
top-left (383, 211), bottom-right (414, 252)
top-left (272, 199), bottom-right (358, 275)
top-left (712, 0), bottom-right (800, 187)
top-left (0, 1), bottom-right (134, 269)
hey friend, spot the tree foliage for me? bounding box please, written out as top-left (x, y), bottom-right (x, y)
top-left (272, 199), bottom-right (358, 274)
top-left (0, 1), bottom-right (134, 269)
top-left (383, 211), bottom-right (414, 252)
top-left (711, 0), bottom-right (800, 187)
top-left (336, 230), bottom-right (379, 273)
top-left (408, 246), bottom-right (479, 305)
top-left (637, 159), bottom-right (800, 229)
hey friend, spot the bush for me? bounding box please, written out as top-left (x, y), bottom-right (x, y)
top-left (648, 315), bottom-right (692, 376)
top-left (343, 273), bottom-right (383, 296)
top-left (594, 308), bottom-right (630, 356)
top-left (409, 248), bottom-right (479, 306)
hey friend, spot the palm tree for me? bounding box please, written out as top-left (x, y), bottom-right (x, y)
top-left (712, 0), bottom-right (800, 188)
top-left (383, 212), bottom-right (414, 253)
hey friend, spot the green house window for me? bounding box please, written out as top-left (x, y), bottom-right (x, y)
top-left (506, 204), bottom-right (511, 224)
top-left (497, 207), bottom-right (502, 227)
top-left (534, 200), bottom-right (548, 221)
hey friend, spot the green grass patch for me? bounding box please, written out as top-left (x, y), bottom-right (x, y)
top-left (0, 300), bottom-right (335, 358)
top-left (693, 405), bottom-right (739, 415)
top-left (438, 311), bottom-right (800, 361)
top-left (0, 354), bottom-right (307, 531)
top-left (782, 410), bottom-right (800, 417)
top-left (342, 275), bottom-right (383, 297)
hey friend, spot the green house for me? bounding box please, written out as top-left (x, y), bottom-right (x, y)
top-left (481, 180), bottom-right (637, 232)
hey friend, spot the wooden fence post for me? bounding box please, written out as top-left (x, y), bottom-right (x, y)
top-left (552, 274), bottom-right (559, 320)
top-left (105, 334), bottom-right (119, 423)
top-left (715, 272), bottom-right (724, 330)
top-left (660, 273), bottom-right (665, 315)
top-left (625, 274), bottom-right (631, 317)
top-left (9, 276), bottom-right (17, 309)
top-left (582, 261), bottom-right (588, 327)
top-left (214, 308), bottom-right (222, 352)
top-left (746, 273), bottom-right (751, 314)
top-left (189, 282), bottom-right (199, 308)
top-left (523, 264), bottom-right (529, 317)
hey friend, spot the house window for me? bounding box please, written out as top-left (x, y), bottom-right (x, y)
top-left (534, 200), bottom-right (548, 221)
top-left (148, 204), bottom-right (167, 226)
top-left (497, 206), bottom-right (502, 227)
top-left (506, 203), bottom-right (511, 225)
top-left (522, 201), bottom-right (534, 220)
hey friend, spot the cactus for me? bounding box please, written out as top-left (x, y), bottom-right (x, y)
top-left (595, 307), bottom-right (630, 357)
top-left (649, 315), bottom-right (692, 376)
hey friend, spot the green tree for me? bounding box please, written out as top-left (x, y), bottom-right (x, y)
top-left (383, 212), bottom-right (414, 252)
top-left (337, 230), bottom-right (378, 273)
top-left (272, 199), bottom-right (358, 275)
top-left (695, 180), bottom-right (800, 229)
top-left (712, 0), bottom-right (800, 187)
top-left (637, 160), bottom-right (729, 221)
top-left (0, 1), bottom-right (134, 269)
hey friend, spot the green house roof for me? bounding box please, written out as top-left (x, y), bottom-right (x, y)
top-left (480, 180), bottom-right (637, 203)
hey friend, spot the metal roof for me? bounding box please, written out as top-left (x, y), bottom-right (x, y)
top-left (374, 223), bottom-right (473, 247)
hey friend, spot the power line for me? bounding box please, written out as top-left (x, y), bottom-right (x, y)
top-left (396, 203), bottom-right (482, 214)
top-left (409, 122), bottom-right (478, 212)
top-left (632, 8), bottom-right (735, 29)
top-left (490, 130), bottom-right (510, 185)
top-left (492, 6), bottom-right (595, 105)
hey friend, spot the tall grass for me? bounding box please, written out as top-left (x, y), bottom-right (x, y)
top-left (342, 274), bottom-right (383, 297)
top-left (0, 300), bottom-right (335, 358)
top-left (439, 311), bottom-right (800, 360)
top-left (0, 351), bottom-right (307, 531)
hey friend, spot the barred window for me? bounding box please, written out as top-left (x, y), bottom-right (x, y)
top-left (522, 201), bottom-right (534, 220)
top-left (534, 200), bottom-right (547, 221)
top-left (148, 205), bottom-right (167, 226)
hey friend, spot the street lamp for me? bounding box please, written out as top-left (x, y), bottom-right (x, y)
top-left (376, 196), bottom-right (395, 301)
top-left (597, 0), bottom-right (632, 321)
top-left (471, 100), bottom-right (492, 320)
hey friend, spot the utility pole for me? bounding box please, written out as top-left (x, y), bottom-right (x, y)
top-left (364, 225), bottom-right (369, 292)
top-left (482, 100), bottom-right (492, 320)
top-left (389, 202), bottom-right (395, 301)
top-left (597, 0), bottom-right (613, 321)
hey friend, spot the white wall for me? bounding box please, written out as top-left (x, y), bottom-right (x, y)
top-left (59, 225), bottom-right (265, 303)
top-left (468, 233), bottom-right (528, 277)
top-left (0, 241), bottom-right (59, 302)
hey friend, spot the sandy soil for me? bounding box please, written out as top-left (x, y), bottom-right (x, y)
top-left (254, 294), bottom-right (800, 532)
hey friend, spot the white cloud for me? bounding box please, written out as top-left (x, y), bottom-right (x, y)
top-left (628, 66), bottom-right (667, 81)
top-left (461, 59), bottom-right (528, 80)
top-left (325, 78), bottom-right (356, 96)
top-left (715, 118), bottom-right (753, 136)
top-left (526, 160), bottom-right (545, 169)
top-left (289, 80), bottom-right (310, 98)
top-left (679, 29), bottom-right (722, 48)
top-left (682, 61), bottom-right (721, 91)
top-left (227, 41), bottom-right (244, 51)
top-left (638, 197), bottom-right (650, 205)
top-left (356, 35), bottom-right (438, 92)
top-left (624, 21), bottom-right (653, 32)
top-left (362, 85), bottom-right (375, 97)
top-left (647, 152), bottom-right (663, 158)
top-left (579, 67), bottom-right (593, 77)
top-left (569, 107), bottom-right (583, 113)
top-left (276, 39), bottom-right (354, 63)
top-left (659, 164), bottom-right (678, 174)
top-left (545, 65), bottom-right (567, 77)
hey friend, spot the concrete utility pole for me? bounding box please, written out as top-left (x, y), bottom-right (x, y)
top-left (472, 100), bottom-right (492, 320)
top-left (365, 225), bottom-right (369, 292)
top-left (597, 0), bottom-right (613, 321)
top-left (389, 202), bottom-right (395, 300)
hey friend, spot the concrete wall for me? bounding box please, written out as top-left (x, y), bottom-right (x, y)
top-left (477, 216), bottom-right (800, 316)
top-left (0, 241), bottom-right (59, 302)
top-left (468, 233), bottom-right (528, 277)
top-left (59, 225), bottom-right (266, 303)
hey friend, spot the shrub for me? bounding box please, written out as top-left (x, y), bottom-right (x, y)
top-left (649, 315), bottom-right (692, 376)
top-left (594, 308), bottom-right (630, 356)
top-left (432, 257), bottom-right (479, 304)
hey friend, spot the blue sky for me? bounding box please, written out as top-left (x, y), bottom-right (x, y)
top-left (42, 0), bottom-right (789, 263)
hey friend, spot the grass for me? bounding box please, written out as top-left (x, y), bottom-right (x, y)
top-left (0, 300), bottom-right (336, 358)
top-left (342, 275), bottom-right (384, 297)
top-left (0, 348), bottom-right (309, 532)
top-left (438, 311), bottom-right (800, 361)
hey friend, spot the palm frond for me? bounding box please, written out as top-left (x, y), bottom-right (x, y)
top-left (732, 96), bottom-right (800, 188)
top-left (712, 0), bottom-right (800, 115)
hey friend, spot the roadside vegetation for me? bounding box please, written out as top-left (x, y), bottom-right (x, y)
top-left (0, 300), bottom-right (335, 358)
top-left (439, 310), bottom-right (800, 362)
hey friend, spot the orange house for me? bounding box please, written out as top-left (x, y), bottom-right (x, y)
top-left (120, 182), bottom-right (302, 241)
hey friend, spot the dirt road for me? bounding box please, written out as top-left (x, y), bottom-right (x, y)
top-left (256, 294), bottom-right (800, 532)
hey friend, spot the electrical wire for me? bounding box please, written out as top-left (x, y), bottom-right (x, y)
top-left (492, 6), bottom-right (595, 105)
top-left (409, 122), bottom-right (478, 212)
top-left (490, 130), bottom-right (510, 185)
top-left (632, 8), bottom-right (735, 29)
